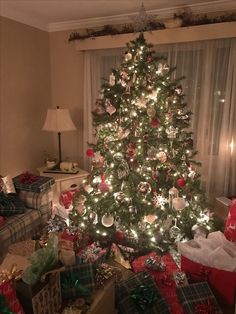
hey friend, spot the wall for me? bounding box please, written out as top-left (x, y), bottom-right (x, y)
top-left (0, 17), bottom-right (52, 176)
top-left (49, 30), bottom-right (84, 168)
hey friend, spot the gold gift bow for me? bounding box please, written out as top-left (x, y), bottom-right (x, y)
top-left (0, 264), bottom-right (23, 284)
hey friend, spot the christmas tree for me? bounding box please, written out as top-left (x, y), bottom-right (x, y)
top-left (70, 34), bottom-right (215, 254)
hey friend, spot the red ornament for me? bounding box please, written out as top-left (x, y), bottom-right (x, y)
top-left (86, 148), bottom-right (94, 157)
top-left (151, 117), bottom-right (159, 128)
top-left (177, 177), bottom-right (186, 188)
top-left (115, 230), bottom-right (125, 242)
top-left (99, 174), bottom-right (109, 193)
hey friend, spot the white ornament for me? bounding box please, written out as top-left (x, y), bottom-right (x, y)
top-left (109, 73), bottom-right (116, 86)
top-left (172, 197), bottom-right (186, 210)
top-left (117, 160), bottom-right (130, 179)
top-left (125, 52), bottom-right (132, 61)
top-left (169, 187), bottom-right (179, 196)
top-left (101, 214), bottom-right (114, 227)
top-left (106, 105), bottom-right (116, 115)
top-left (84, 185), bottom-right (93, 194)
top-left (157, 151), bottom-right (167, 163)
top-left (166, 126), bottom-right (178, 139)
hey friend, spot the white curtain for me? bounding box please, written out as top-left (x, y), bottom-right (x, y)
top-left (83, 38), bottom-right (236, 205)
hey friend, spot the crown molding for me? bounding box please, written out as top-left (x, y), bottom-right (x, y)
top-left (48, 0), bottom-right (236, 32)
top-left (1, 0), bottom-right (235, 33)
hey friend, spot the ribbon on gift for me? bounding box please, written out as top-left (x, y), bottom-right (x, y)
top-left (131, 284), bottom-right (158, 312)
top-left (19, 172), bottom-right (38, 184)
top-left (0, 264), bottom-right (23, 284)
top-left (145, 256), bottom-right (166, 271)
top-left (194, 299), bottom-right (219, 314)
top-left (0, 295), bottom-right (14, 314)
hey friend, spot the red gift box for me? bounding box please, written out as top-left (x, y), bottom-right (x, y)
top-left (59, 187), bottom-right (79, 209)
top-left (181, 255), bottom-right (236, 308)
top-left (224, 199), bottom-right (236, 242)
top-left (0, 280), bottom-right (25, 314)
top-left (132, 252), bottom-right (184, 313)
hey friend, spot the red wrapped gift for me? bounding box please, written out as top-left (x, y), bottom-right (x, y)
top-left (224, 199), bottom-right (236, 242)
top-left (132, 252), bottom-right (184, 313)
top-left (59, 186), bottom-right (79, 209)
top-left (58, 229), bottom-right (76, 251)
top-left (0, 280), bottom-right (25, 314)
top-left (181, 255), bottom-right (236, 308)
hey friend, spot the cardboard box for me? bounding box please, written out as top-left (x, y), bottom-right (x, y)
top-left (88, 278), bottom-right (116, 314)
top-left (214, 197), bottom-right (232, 222)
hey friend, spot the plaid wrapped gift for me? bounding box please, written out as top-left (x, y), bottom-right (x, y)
top-left (176, 282), bottom-right (223, 314)
top-left (60, 263), bottom-right (95, 299)
top-left (18, 188), bottom-right (53, 210)
top-left (13, 174), bottom-right (55, 193)
top-left (116, 271), bottom-right (170, 314)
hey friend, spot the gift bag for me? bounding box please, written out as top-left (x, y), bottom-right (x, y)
top-left (181, 255), bottom-right (236, 308)
top-left (116, 271), bottom-right (170, 314)
top-left (0, 280), bottom-right (25, 314)
top-left (15, 272), bottom-right (61, 314)
top-left (176, 281), bottom-right (223, 313)
top-left (224, 199), bottom-right (236, 242)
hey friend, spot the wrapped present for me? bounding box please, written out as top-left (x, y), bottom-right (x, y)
top-left (116, 271), bottom-right (170, 314)
top-left (94, 263), bottom-right (122, 288)
top-left (60, 263), bottom-right (95, 300)
top-left (13, 173), bottom-right (55, 193)
top-left (76, 242), bottom-right (107, 267)
top-left (176, 281), bottom-right (223, 313)
top-left (59, 229), bottom-right (76, 251)
top-left (59, 186), bottom-right (79, 209)
top-left (132, 252), bottom-right (184, 313)
top-left (181, 255), bottom-right (236, 308)
top-left (224, 199), bottom-right (236, 242)
top-left (0, 280), bottom-right (25, 314)
top-left (178, 231), bottom-right (236, 307)
top-left (15, 272), bottom-right (61, 314)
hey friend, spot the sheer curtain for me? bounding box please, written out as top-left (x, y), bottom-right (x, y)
top-left (83, 38), bottom-right (236, 205)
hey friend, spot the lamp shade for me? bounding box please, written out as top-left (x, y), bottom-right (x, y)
top-left (42, 107), bottom-right (76, 132)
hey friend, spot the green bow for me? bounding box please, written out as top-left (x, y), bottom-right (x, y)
top-left (131, 285), bottom-right (158, 312)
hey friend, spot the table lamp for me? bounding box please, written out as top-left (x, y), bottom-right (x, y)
top-left (42, 106), bottom-right (76, 171)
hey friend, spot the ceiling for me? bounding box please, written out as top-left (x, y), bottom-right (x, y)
top-left (0, 0), bottom-right (235, 32)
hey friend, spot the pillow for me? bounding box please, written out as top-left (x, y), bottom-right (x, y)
top-left (0, 175), bottom-right (16, 193)
top-left (0, 192), bottom-right (26, 216)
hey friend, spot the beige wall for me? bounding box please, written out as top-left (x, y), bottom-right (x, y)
top-left (0, 17), bottom-right (52, 177)
top-left (49, 30), bottom-right (84, 168)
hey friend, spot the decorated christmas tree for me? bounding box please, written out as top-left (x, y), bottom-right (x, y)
top-left (70, 34), bottom-right (215, 254)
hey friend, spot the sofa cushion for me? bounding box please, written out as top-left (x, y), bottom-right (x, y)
top-left (0, 192), bottom-right (26, 216)
top-left (0, 203), bottom-right (51, 261)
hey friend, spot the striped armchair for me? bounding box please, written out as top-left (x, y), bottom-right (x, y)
top-left (0, 188), bottom-right (53, 262)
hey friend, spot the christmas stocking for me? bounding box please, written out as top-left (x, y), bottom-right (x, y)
top-left (224, 199), bottom-right (236, 241)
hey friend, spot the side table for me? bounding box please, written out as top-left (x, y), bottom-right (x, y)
top-left (37, 167), bottom-right (89, 202)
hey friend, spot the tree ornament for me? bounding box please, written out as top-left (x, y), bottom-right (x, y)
top-left (92, 151), bottom-right (105, 168)
top-left (169, 219), bottom-right (181, 239)
top-left (151, 117), bottom-right (159, 128)
top-left (114, 191), bottom-right (126, 203)
top-left (157, 151), bottom-right (167, 163)
top-left (166, 126), bottom-right (178, 139)
top-left (117, 160), bottom-right (130, 179)
top-left (115, 230), bottom-right (125, 242)
top-left (147, 146), bottom-right (158, 160)
top-left (88, 211), bottom-right (98, 224)
top-left (177, 177), bottom-right (186, 188)
top-left (84, 184), bottom-right (93, 194)
top-left (109, 73), bottom-right (116, 86)
top-left (136, 97), bottom-right (147, 108)
top-left (172, 197), bottom-right (186, 210)
top-left (106, 104), bottom-right (116, 115)
top-left (191, 224), bottom-right (208, 239)
top-left (147, 107), bottom-right (156, 118)
top-left (169, 186), bottom-right (179, 208)
top-left (137, 182), bottom-right (151, 195)
top-left (113, 152), bottom-right (124, 162)
top-left (129, 205), bottom-right (137, 213)
top-left (145, 214), bottom-right (156, 224)
top-left (99, 175), bottom-right (109, 193)
top-left (124, 52), bottom-right (132, 61)
top-left (175, 85), bottom-right (183, 95)
top-left (86, 148), bottom-right (94, 157)
top-left (126, 142), bottom-right (136, 158)
top-left (101, 214), bottom-right (114, 227)
top-left (76, 203), bottom-right (86, 215)
top-left (117, 127), bottom-right (130, 139)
